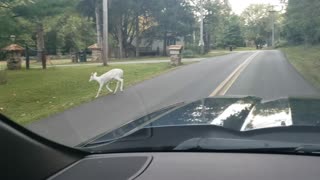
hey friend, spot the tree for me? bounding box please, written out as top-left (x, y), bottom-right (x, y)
top-left (241, 4), bottom-right (273, 48)
top-left (224, 15), bottom-right (245, 47)
top-left (146, 0), bottom-right (195, 55)
top-left (284, 0), bottom-right (320, 45)
top-left (108, 0), bottom-right (160, 58)
top-left (0, 0), bottom-right (34, 47)
top-left (50, 14), bottom-right (96, 54)
top-left (108, 0), bottom-right (135, 58)
top-left (11, 0), bottom-right (76, 68)
top-left (77, 0), bottom-right (102, 48)
top-left (202, 0), bottom-right (233, 49)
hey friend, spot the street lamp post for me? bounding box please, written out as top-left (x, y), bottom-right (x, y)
top-left (268, 4), bottom-right (284, 48)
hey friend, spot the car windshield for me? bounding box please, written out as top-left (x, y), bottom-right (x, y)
top-left (0, 0), bottom-right (320, 152)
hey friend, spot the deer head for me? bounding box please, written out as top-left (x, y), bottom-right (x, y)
top-left (89, 72), bottom-right (97, 82)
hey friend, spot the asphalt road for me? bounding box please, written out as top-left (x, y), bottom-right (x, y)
top-left (27, 50), bottom-right (319, 146)
top-left (226, 50), bottom-right (319, 99)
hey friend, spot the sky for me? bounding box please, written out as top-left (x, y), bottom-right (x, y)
top-left (229, 0), bottom-right (283, 14)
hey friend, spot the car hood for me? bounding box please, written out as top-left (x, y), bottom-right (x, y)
top-left (84, 96), bottom-right (320, 145)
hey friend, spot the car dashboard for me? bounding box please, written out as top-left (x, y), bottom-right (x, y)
top-left (49, 152), bottom-right (320, 180)
top-left (1, 114), bottom-right (320, 180)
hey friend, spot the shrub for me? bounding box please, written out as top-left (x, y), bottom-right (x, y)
top-left (184, 44), bottom-right (200, 54)
top-left (182, 49), bottom-right (195, 58)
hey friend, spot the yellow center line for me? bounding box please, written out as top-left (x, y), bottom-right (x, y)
top-left (209, 51), bottom-right (261, 97)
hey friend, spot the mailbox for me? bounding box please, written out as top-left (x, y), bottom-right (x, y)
top-left (169, 45), bottom-right (183, 66)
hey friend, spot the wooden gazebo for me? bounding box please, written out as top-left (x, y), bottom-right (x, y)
top-left (88, 43), bottom-right (102, 62)
top-left (2, 44), bottom-right (24, 70)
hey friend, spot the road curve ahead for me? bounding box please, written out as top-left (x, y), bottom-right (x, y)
top-left (27, 50), bottom-right (319, 146)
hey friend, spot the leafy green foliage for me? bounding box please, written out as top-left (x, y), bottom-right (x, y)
top-left (224, 15), bottom-right (245, 47)
top-left (203, 0), bottom-right (233, 48)
top-left (182, 49), bottom-right (195, 58)
top-left (284, 0), bottom-right (320, 45)
top-left (52, 14), bottom-right (96, 52)
top-left (241, 4), bottom-right (273, 47)
top-left (11, 0), bottom-right (75, 21)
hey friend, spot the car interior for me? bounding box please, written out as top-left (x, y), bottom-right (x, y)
top-left (2, 114), bottom-right (320, 180)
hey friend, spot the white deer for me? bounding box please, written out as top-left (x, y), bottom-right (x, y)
top-left (89, 69), bottom-right (124, 98)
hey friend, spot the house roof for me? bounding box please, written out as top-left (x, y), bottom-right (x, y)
top-left (2, 44), bottom-right (24, 51)
top-left (88, 44), bottom-right (101, 50)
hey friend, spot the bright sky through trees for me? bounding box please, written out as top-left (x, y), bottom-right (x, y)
top-left (229, 0), bottom-right (282, 14)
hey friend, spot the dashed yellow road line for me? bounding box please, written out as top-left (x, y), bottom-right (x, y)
top-left (209, 51), bottom-right (261, 97)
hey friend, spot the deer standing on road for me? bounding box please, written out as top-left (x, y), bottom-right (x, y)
top-left (89, 69), bottom-right (124, 98)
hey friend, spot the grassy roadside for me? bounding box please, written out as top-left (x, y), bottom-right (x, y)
top-left (0, 63), bottom-right (174, 125)
top-left (280, 45), bottom-right (320, 89)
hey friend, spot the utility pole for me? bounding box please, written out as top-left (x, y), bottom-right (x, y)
top-left (269, 6), bottom-right (276, 48)
top-left (199, 0), bottom-right (205, 54)
top-left (271, 11), bottom-right (275, 47)
top-left (102, 0), bottom-right (109, 66)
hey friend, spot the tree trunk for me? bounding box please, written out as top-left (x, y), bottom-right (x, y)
top-left (117, 23), bottom-right (124, 59)
top-left (163, 32), bottom-right (167, 56)
top-left (193, 31), bottom-right (196, 44)
top-left (95, 5), bottom-right (102, 48)
top-left (135, 15), bottom-right (140, 57)
top-left (36, 23), bottom-right (46, 69)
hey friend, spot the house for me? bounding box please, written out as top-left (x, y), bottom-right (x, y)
top-left (132, 36), bottom-right (185, 56)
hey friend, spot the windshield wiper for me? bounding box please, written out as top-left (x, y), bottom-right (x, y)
top-left (174, 138), bottom-right (320, 154)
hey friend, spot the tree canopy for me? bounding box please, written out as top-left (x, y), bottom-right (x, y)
top-left (284, 0), bottom-right (320, 45)
top-left (3, 0), bottom-right (318, 64)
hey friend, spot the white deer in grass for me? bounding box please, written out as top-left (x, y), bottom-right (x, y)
top-left (89, 69), bottom-right (124, 98)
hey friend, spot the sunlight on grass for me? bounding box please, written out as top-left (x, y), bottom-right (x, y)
top-left (0, 63), bottom-right (172, 125)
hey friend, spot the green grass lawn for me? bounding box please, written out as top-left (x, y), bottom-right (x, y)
top-left (0, 63), bottom-right (173, 125)
top-left (281, 45), bottom-right (320, 89)
top-left (0, 61), bottom-right (6, 69)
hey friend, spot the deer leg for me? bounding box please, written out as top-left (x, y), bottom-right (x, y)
top-left (120, 79), bottom-right (124, 91)
top-left (96, 84), bottom-right (103, 98)
top-left (115, 77), bottom-right (124, 92)
top-left (114, 81), bottom-right (119, 94)
top-left (106, 82), bottom-right (113, 92)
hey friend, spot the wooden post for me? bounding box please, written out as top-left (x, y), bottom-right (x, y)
top-left (25, 45), bottom-right (30, 70)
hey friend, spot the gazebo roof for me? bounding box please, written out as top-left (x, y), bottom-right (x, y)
top-left (88, 43), bottom-right (101, 50)
top-left (169, 45), bottom-right (183, 50)
top-left (2, 44), bottom-right (24, 51)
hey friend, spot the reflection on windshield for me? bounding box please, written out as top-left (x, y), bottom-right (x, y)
top-left (83, 97), bottom-right (320, 145)
top-left (241, 99), bottom-right (292, 131)
top-left (151, 98), bottom-right (242, 126)
top-left (211, 101), bottom-right (252, 126)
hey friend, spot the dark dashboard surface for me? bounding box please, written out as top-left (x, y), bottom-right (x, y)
top-left (2, 113), bottom-right (320, 180)
top-left (49, 152), bottom-right (320, 180)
